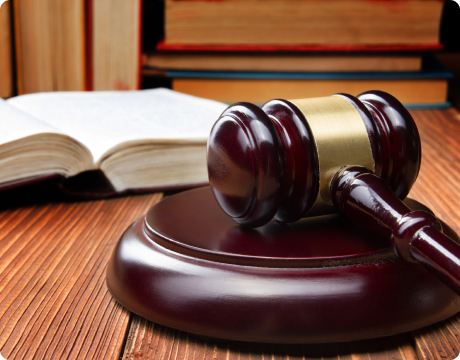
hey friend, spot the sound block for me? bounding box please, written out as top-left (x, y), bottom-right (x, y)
top-left (106, 187), bottom-right (460, 344)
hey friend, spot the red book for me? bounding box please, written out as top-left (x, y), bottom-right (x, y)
top-left (157, 41), bottom-right (444, 54)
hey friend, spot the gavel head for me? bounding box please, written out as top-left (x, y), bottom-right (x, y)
top-left (207, 90), bottom-right (421, 228)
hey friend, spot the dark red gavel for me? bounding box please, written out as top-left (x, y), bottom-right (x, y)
top-left (207, 90), bottom-right (460, 295)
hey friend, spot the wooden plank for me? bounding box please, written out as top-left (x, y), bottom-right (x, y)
top-left (0, 193), bottom-right (162, 360)
top-left (367, 108), bottom-right (460, 360)
top-left (401, 108), bottom-right (460, 360)
top-left (413, 314), bottom-right (460, 360)
top-left (409, 108), bottom-right (460, 232)
top-left (121, 316), bottom-right (417, 360)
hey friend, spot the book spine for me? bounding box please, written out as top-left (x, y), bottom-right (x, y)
top-left (85, 0), bottom-right (93, 91)
top-left (156, 41), bottom-right (444, 53)
top-left (12, 0), bottom-right (23, 95)
top-left (166, 70), bottom-right (452, 80)
top-left (137, 0), bottom-right (143, 90)
top-left (0, 0), bottom-right (13, 98)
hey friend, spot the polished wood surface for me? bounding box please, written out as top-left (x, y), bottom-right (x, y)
top-left (108, 187), bottom-right (460, 343)
top-left (0, 108), bottom-right (460, 358)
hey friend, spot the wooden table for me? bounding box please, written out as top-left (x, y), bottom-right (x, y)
top-left (1, 108), bottom-right (460, 360)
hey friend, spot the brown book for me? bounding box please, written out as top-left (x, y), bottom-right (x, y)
top-left (145, 53), bottom-right (423, 73)
top-left (173, 77), bottom-right (448, 106)
top-left (13, 0), bottom-right (141, 94)
top-left (0, 1), bottom-right (13, 98)
top-left (165, 0), bottom-right (444, 47)
top-left (13, 0), bottom-right (86, 94)
top-left (89, 0), bottom-right (142, 90)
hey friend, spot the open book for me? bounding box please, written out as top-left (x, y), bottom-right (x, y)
top-left (0, 88), bottom-right (228, 193)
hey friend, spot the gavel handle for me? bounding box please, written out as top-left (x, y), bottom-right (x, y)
top-left (331, 166), bottom-right (460, 295)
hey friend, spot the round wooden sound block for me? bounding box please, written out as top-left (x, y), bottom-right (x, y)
top-left (106, 187), bottom-right (460, 344)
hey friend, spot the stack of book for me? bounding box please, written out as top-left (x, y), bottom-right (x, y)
top-left (10, 0), bottom-right (142, 94)
top-left (144, 0), bottom-right (450, 108)
top-left (2, 0), bottom-right (452, 108)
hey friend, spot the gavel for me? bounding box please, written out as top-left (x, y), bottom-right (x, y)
top-left (207, 90), bottom-right (460, 295)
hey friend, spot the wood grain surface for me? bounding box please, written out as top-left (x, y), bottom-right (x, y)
top-left (412, 113), bottom-right (460, 360)
top-left (1, 108), bottom-right (460, 360)
top-left (413, 314), bottom-right (460, 360)
top-left (409, 109), bottom-right (460, 234)
top-left (121, 316), bottom-right (417, 360)
top-left (0, 193), bottom-right (162, 360)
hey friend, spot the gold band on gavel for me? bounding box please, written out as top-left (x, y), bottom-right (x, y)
top-left (288, 96), bottom-right (375, 215)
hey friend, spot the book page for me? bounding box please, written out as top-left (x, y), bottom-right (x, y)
top-left (0, 98), bottom-right (63, 144)
top-left (7, 88), bottom-right (228, 163)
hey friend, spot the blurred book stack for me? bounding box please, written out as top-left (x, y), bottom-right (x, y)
top-left (143, 0), bottom-right (451, 107)
top-left (1, 0), bottom-right (458, 109)
top-left (11, 0), bottom-right (141, 94)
